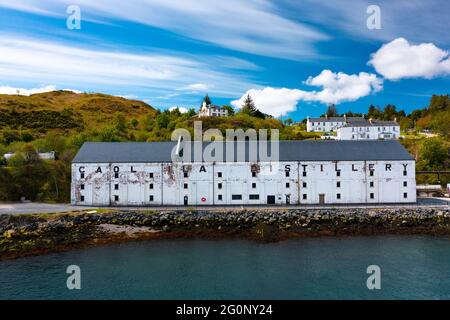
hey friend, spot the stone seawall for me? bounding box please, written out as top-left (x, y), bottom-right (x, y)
top-left (1, 207), bottom-right (449, 260)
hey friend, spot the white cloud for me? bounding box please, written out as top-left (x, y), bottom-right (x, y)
top-left (0, 34), bottom-right (255, 98)
top-left (179, 83), bottom-right (213, 92)
top-left (232, 70), bottom-right (383, 117)
top-left (0, 0), bottom-right (327, 59)
top-left (0, 85), bottom-right (80, 95)
top-left (368, 38), bottom-right (450, 80)
top-left (169, 106), bottom-right (189, 113)
top-left (304, 70), bottom-right (383, 104)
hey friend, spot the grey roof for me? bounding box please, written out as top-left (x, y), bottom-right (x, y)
top-left (344, 120), bottom-right (399, 127)
top-left (72, 140), bottom-right (413, 163)
top-left (308, 116), bottom-right (365, 123)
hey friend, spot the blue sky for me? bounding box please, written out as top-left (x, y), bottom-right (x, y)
top-left (0, 0), bottom-right (449, 120)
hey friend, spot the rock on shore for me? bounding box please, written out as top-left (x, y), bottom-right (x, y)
top-left (1, 207), bottom-right (449, 260)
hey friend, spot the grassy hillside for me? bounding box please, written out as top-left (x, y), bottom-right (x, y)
top-left (0, 90), bottom-right (156, 132)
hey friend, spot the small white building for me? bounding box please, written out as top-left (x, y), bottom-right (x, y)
top-left (337, 119), bottom-right (400, 140)
top-left (306, 115), bottom-right (365, 133)
top-left (4, 151), bottom-right (55, 161)
top-left (198, 101), bottom-right (229, 118)
top-left (71, 140), bottom-right (416, 206)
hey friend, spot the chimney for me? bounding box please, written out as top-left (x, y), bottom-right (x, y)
top-left (202, 101), bottom-right (207, 109)
top-left (325, 114), bottom-right (328, 119)
top-left (369, 118), bottom-right (373, 124)
top-left (394, 117), bottom-right (397, 123)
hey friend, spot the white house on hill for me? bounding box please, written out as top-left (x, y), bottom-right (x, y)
top-left (198, 101), bottom-right (229, 118)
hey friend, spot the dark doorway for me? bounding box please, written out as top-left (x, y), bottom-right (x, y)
top-left (267, 195), bottom-right (275, 205)
top-left (184, 196), bottom-right (188, 205)
top-left (286, 195), bottom-right (290, 205)
top-left (319, 194), bottom-right (325, 205)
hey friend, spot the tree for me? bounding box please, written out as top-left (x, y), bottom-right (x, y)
top-left (326, 104), bottom-right (338, 117)
top-left (240, 95), bottom-right (257, 115)
top-left (222, 105), bottom-right (235, 116)
top-left (130, 118), bottom-right (139, 129)
top-left (284, 118), bottom-right (293, 126)
top-left (113, 113), bottom-right (127, 132)
top-left (203, 94), bottom-right (211, 106)
top-left (420, 138), bottom-right (447, 169)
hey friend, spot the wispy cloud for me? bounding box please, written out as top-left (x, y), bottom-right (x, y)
top-left (0, 0), bottom-right (328, 59)
top-left (0, 85), bottom-right (80, 95)
top-left (0, 34), bottom-right (257, 100)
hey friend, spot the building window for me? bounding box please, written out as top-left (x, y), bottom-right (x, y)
top-left (337, 193), bottom-right (341, 199)
top-left (149, 195), bottom-right (154, 202)
top-left (81, 173), bottom-right (85, 179)
top-left (252, 183), bottom-right (256, 189)
top-left (370, 170), bottom-right (374, 177)
top-left (114, 195), bottom-right (119, 201)
top-left (114, 184), bottom-right (119, 190)
top-left (218, 194), bottom-right (222, 201)
top-left (336, 181), bottom-right (341, 188)
top-left (218, 172), bottom-right (222, 178)
top-left (149, 172), bottom-right (154, 178)
top-left (403, 181), bottom-right (407, 187)
top-left (303, 194), bottom-right (307, 200)
top-left (286, 182), bottom-right (290, 188)
top-left (303, 182), bottom-right (307, 188)
top-left (285, 171), bottom-right (290, 177)
top-left (184, 183), bottom-right (188, 189)
top-left (184, 172), bottom-right (189, 178)
top-left (218, 183), bottom-right (222, 189)
top-left (252, 171), bottom-right (257, 177)
top-left (249, 194), bottom-right (259, 200)
top-left (114, 172), bottom-right (119, 179)
top-left (403, 192), bottom-right (408, 199)
top-left (370, 181), bottom-right (374, 188)
top-left (403, 170), bottom-right (407, 176)
top-left (149, 183), bottom-right (154, 189)
top-left (232, 194), bottom-right (242, 200)
top-left (302, 171), bottom-right (307, 177)
top-left (80, 195), bottom-right (85, 202)
top-left (80, 184), bottom-right (85, 190)
top-left (370, 193), bottom-right (374, 199)
top-left (336, 171), bottom-right (341, 177)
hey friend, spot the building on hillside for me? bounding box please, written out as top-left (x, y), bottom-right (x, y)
top-left (71, 140), bottom-right (416, 206)
top-left (198, 101), bottom-right (229, 117)
top-left (336, 119), bottom-right (400, 140)
top-left (306, 115), bottom-right (365, 133)
top-left (4, 151), bottom-right (55, 161)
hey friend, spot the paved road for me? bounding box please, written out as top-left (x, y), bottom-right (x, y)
top-left (0, 198), bottom-right (448, 215)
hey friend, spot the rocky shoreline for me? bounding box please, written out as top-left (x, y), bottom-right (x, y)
top-left (1, 207), bottom-right (450, 260)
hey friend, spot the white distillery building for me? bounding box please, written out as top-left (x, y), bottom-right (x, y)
top-left (336, 119), bottom-right (400, 140)
top-left (306, 115), bottom-right (366, 133)
top-left (71, 140), bottom-right (416, 206)
top-left (198, 101), bottom-right (229, 118)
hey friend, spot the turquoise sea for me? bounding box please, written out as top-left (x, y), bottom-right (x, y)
top-left (1, 235), bottom-right (449, 299)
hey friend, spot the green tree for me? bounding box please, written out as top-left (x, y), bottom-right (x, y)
top-left (326, 104), bottom-right (338, 117)
top-left (222, 105), bottom-right (235, 116)
top-left (240, 95), bottom-right (257, 115)
top-left (420, 138), bottom-right (447, 168)
top-left (113, 113), bottom-right (127, 132)
top-left (203, 94), bottom-right (211, 106)
top-left (130, 118), bottom-right (139, 129)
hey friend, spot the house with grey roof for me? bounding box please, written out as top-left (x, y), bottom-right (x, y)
top-left (337, 118), bottom-right (400, 140)
top-left (71, 140), bottom-right (416, 206)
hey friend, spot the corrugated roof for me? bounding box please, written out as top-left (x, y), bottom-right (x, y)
top-left (72, 140), bottom-right (414, 163)
top-left (308, 116), bottom-right (366, 123)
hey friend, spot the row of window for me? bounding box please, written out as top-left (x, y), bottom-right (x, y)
top-left (79, 192), bottom-right (409, 203)
top-left (82, 169), bottom-right (408, 180)
top-left (81, 180), bottom-right (409, 191)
